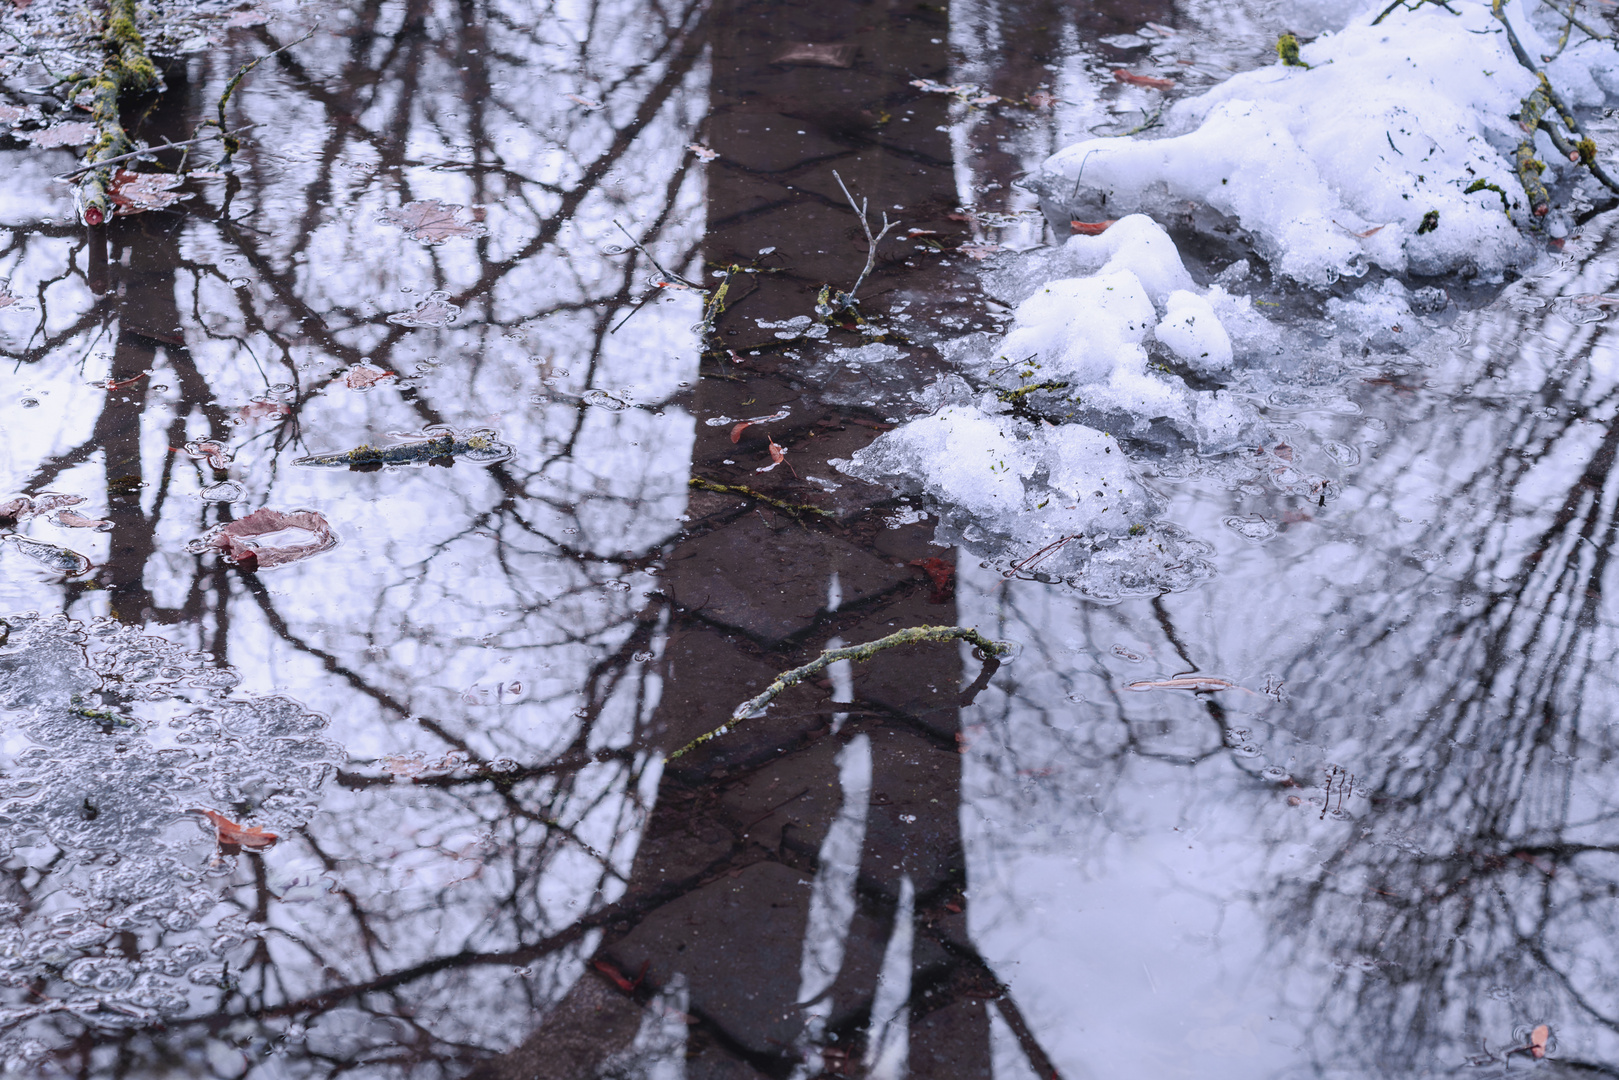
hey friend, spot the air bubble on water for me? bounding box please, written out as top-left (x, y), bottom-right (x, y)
top-left (20, 398), bottom-right (38, 408)
top-left (1223, 515), bottom-right (1276, 543)
top-left (229, 278), bottom-right (251, 288)
top-left (1261, 766), bottom-right (1289, 782)
top-left (632, 651), bottom-right (654, 662)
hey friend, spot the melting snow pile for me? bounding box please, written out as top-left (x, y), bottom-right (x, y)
top-left (835, 376), bottom-right (1214, 597)
top-left (1030, 0), bottom-right (1619, 284)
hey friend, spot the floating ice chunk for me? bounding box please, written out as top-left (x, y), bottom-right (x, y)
top-left (1326, 278), bottom-right (1420, 347)
top-left (1033, 3), bottom-right (1546, 284)
top-left (1157, 290), bottom-right (1233, 373)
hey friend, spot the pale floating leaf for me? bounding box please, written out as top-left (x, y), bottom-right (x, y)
top-left (341, 363), bottom-right (396, 390)
top-left (377, 199), bottom-right (489, 244)
top-left (109, 170), bottom-right (192, 216)
top-left (23, 122), bottom-right (95, 148)
top-left (386, 291), bottom-right (460, 328)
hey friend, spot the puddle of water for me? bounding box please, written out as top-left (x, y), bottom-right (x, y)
top-left (1, 0), bottom-right (1618, 1075)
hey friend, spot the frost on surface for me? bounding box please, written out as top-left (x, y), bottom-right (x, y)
top-left (1028, 0), bottom-right (1619, 284)
top-left (0, 614), bottom-right (342, 1054)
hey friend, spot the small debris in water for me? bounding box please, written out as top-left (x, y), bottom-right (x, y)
top-left (294, 426), bottom-right (514, 468)
top-left (1125, 675), bottom-right (1242, 692)
top-left (3, 533), bottom-right (92, 576)
top-left (386, 291), bottom-right (461, 328)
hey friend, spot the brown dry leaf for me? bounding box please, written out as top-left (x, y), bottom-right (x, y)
top-left (342, 363), bottom-right (396, 391)
top-left (238, 399), bottom-right (291, 420)
top-left (773, 43), bottom-right (857, 68)
top-left (0, 104), bottom-right (31, 124)
top-left (1113, 69), bottom-right (1176, 90)
top-left (109, 170), bottom-right (192, 216)
top-left (196, 809), bottom-right (278, 850)
top-left (28, 493), bottom-right (85, 517)
top-left (24, 122), bottom-right (95, 148)
top-left (1071, 220), bottom-right (1117, 236)
top-left (203, 507), bottom-right (337, 570)
top-left (730, 421), bottom-right (752, 444)
top-left (688, 143), bottom-right (719, 162)
top-left (1530, 1024), bottom-right (1549, 1059)
top-left (960, 241), bottom-right (1001, 260)
top-left (52, 509), bottom-right (113, 531)
top-left (377, 199), bottom-right (490, 244)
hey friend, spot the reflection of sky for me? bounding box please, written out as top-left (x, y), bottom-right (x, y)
top-left (0, 0), bottom-right (707, 1067)
top-left (959, 230), bottom-right (1619, 1076)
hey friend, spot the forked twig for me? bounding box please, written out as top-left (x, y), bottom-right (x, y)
top-left (832, 169), bottom-right (899, 304)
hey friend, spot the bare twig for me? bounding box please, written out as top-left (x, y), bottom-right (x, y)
top-left (53, 129), bottom-right (248, 180)
top-left (669, 625), bottom-right (1013, 759)
top-left (831, 169), bottom-right (899, 305)
top-left (204, 29), bottom-right (315, 164)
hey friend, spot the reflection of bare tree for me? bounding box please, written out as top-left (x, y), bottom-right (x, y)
top-left (0, 0), bottom-right (717, 1071)
top-left (953, 214), bottom-right (1619, 1076)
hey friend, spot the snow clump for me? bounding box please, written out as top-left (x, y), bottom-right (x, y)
top-left (1031, 0), bottom-right (1619, 284)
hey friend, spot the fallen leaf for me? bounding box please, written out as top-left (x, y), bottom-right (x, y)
top-left (386, 291), bottom-right (461, 328)
top-left (754, 438), bottom-right (787, 473)
top-left (195, 809), bottom-right (278, 850)
top-left (0, 103), bottom-right (35, 124)
top-left (1113, 69), bottom-right (1175, 90)
top-left (1126, 676), bottom-right (1242, 692)
top-left (108, 170), bottom-right (193, 216)
top-left (592, 958), bottom-right (648, 992)
top-left (23, 121), bottom-right (95, 148)
top-left (198, 507), bottom-right (338, 570)
top-left (238, 399), bottom-right (291, 420)
top-left (341, 363), bottom-right (396, 391)
top-left (1071, 220), bottom-right (1117, 235)
top-left (688, 143), bottom-right (719, 162)
top-left (1530, 1024), bottom-right (1549, 1059)
top-left (226, 7), bottom-right (268, 26)
top-left (377, 199), bottom-right (489, 244)
top-left (0, 285), bottom-right (19, 309)
top-left (96, 372), bottom-right (147, 391)
top-left (910, 557), bottom-right (955, 603)
top-left (565, 93), bottom-right (604, 110)
top-left (730, 422), bottom-right (751, 444)
top-left (1026, 90), bottom-right (1058, 108)
top-left (52, 509), bottom-right (113, 531)
top-left (773, 43), bottom-right (857, 68)
top-left (181, 439), bottom-right (233, 469)
top-left (959, 241), bottom-right (1000, 260)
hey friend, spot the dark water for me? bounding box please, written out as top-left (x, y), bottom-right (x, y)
top-left (1, 0), bottom-right (1618, 1076)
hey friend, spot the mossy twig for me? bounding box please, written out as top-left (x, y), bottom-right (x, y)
top-left (688, 477), bottom-right (832, 517)
top-left (668, 625), bottom-right (1013, 759)
top-left (76, 0), bottom-right (160, 224)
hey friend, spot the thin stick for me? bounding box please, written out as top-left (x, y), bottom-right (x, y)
top-left (833, 169), bottom-right (899, 303)
top-left (52, 129), bottom-right (246, 180)
top-left (669, 625), bottom-right (1012, 759)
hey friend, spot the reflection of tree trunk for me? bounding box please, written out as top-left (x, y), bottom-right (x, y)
top-left (90, 64), bottom-right (201, 624)
top-left (484, 1), bottom-right (1002, 1076)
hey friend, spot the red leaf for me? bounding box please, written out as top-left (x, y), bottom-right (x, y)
top-left (1071, 220), bottom-right (1117, 236)
top-left (195, 809), bottom-right (278, 850)
top-left (769, 439), bottom-right (785, 465)
top-left (592, 959), bottom-right (636, 992)
top-left (1531, 1024), bottom-right (1549, 1059)
top-left (730, 421), bottom-right (751, 444)
top-left (377, 199), bottom-right (489, 243)
top-left (1113, 69), bottom-right (1175, 90)
top-left (910, 557), bottom-right (955, 603)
